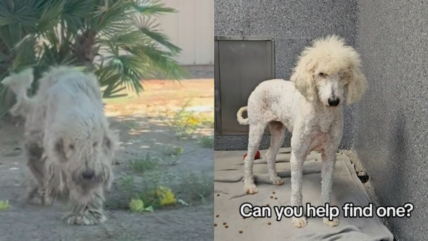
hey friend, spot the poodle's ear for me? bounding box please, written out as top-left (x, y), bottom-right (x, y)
top-left (103, 129), bottom-right (119, 166)
top-left (103, 129), bottom-right (119, 153)
top-left (290, 55), bottom-right (317, 102)
top-left (346, 64), bottom-right (368, 105)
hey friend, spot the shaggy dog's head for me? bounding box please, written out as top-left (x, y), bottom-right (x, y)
top-left (53, 126), bottom-right (119, 191)
top-left (290, 35), bottom-right (368, 107)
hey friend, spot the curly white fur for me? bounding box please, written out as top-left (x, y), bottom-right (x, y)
top-left (237, 35), bottom-right (367, 228)
top-left (1, 66), bottom-right (119, 225)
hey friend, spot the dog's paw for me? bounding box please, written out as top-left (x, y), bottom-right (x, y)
top-left (26, 187), bottom-right (54, 206)
top-left (265, 148), bottom-right (271, 159)
top-left (63, 210), bottom-right (107, 226)
top-left (244, 183), bottom-right (258, 194)
top-left (292, 217), bottom-right (307, 228)
top-left (41, 195), bottom-right (54, 206)
top-left (269, 175), bottom-right (284, 185)
top-left (323, 217), bottom-right (339, 227)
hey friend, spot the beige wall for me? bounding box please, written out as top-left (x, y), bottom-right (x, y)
top-left (157, 0), bottom-right (214, 65)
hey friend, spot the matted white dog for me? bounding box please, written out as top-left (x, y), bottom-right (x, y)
top-left (2, 66), bottom-right (118, 225)
top-left (237, 35), bottom-right (367, 228)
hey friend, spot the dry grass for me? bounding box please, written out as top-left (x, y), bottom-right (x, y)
top-left (103, 79), bottom-right (214, 213)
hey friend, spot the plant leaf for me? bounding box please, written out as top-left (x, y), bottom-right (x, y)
top-left (144, 206), bottom-right (154, 212)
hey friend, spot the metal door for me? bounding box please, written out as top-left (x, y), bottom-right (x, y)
top-left (215, 36), bottom-right (275, 135)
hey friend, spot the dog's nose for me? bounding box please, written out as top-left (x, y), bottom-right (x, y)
top-left (328, 98), bottom-right (340, 106)
top-left (82, 169), bottom-right (96, 180)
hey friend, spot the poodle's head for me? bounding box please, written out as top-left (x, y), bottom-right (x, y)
top-left (290, 35), bottom-right (368, 107)
top-left (52, 125), bottom-right (118, 191)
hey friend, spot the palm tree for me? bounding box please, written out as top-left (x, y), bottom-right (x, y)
top-left (0, 0), bottom-right (188, 116)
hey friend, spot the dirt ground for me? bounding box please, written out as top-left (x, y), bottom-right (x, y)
top-left (0, 66), bottom-right (214, 241)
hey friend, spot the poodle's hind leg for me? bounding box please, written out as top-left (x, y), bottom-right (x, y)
top-left (244, 124), bottom-right (266, 194)
top-left (63, 187), bottom-right (106, 225)
top-left (266, 121), bottom-right (285, 185)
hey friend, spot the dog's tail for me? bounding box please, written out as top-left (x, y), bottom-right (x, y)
top-left (237, 106), bottom-right (249, 125)
top-left (1, 68), bottom-right (35, 117)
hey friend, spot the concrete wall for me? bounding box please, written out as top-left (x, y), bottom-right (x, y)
top-left (354, 1), bottom-right (428, 240)
top-left (214, 0), bottom-right (358, 150)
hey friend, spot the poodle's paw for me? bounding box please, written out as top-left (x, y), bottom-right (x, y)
top-left (63, 209), bottom-right (107, 226)
top-left (265, 148), bottom-right (271, 159)
top-left (269, 175), bottom-right (284, 185)
top-left (26, 187), bottom-right (53, 206)
top-left (323, 217), bottom-right (340, 227)
top-left (292, 217), bottom-right (307, 228)
top-left (244, 183), bottom-right (258, 194)
top-left (26, 187), bottom-right (41, 204)
top-left (41, 195), bottom-right (54, 206)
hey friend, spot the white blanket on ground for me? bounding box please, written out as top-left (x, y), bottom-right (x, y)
top-left (214, 148), bottom-right (394, 241)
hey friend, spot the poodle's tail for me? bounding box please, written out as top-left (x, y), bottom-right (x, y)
top-left (237, 106), bottom-right (249, 125)
top-left (1, 68), bottom-right (35, 117)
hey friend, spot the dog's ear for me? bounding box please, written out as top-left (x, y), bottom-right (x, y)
top-left (346, 64), bottom-right (367, 105)
top-left (103, 129), bottom-right (119, 153)
top-left (290, 54), bottom-right (317, 102)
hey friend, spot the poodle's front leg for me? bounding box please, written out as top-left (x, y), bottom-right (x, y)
top-left (25, 145), bottom-right (54, 206)
top-left (321, 151), bottom-right (339, 227)
top-left (63, 187), bottom-right (106, 225)
top-left (290, 150), bottom-right (308, 228)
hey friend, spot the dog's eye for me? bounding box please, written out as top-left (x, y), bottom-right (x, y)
top-left (319, 72), bottom-right (327, 77)
top-left (93, 142), bottom-right (98, 147)
top-left (69, 144), bottom-right (75, 150)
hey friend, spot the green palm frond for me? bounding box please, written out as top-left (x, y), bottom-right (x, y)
top-left (132, 15), bottom-right (181, 54)
top-left (133, 0), bottom-right (176, 16)
top-left (89, 0), bottom-right (134, 32)
top-left (0, 0), bottom-right (188, 108)
top-left (36, 0), bottom-right (64, 32)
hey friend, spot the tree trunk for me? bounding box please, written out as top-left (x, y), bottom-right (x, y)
top-left (72, 29), bottom-right (98, 68)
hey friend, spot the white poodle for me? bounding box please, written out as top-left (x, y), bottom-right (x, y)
top-left (236, 35), bottom-right (367, 228)
top-left (2, 66), bottom-right (118, 225)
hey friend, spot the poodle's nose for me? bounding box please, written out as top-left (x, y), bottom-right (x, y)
top-left (328, 98), bottom-right (340, 106)
top-left (82, 169), bottom-right (96, 180)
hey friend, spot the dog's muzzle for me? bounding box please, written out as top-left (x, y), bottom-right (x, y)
top-left (328, 98), bottom-right (340, 106)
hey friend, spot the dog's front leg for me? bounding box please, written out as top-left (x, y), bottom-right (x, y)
top-left (290, 150), bottom-right (308, 228)
top-left (63, 187), bottom-right (106, 225)
top-left (321, 151), bottom-right (339, 227)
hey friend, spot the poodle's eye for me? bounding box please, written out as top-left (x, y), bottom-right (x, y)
top-left (69, 144), bottom-right (75, 150)
top-left (93, 142), bottom-right (98, 147)
top-left (319, 72), bottom-right (327, 77)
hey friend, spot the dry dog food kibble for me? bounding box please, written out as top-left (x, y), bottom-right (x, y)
top-left (214, 223), bottom-right (217, 227)
top-left (216, 214), bottom-right (219, 218)
top-left (272, 192), bottom-right (276, 194)
top-left (274, 197), bottom-right (278, 200)
top-left (239, 231), bottom-right (243, 234)
top-left (268, 222), bottom-right (271, 225)
top-left (270, 196), bottom-right (273, 199)
top-left (217, 194), bottom-right (220, 196)
top-left (225, 226), bottom-right (229, 228)
top-left (223, 222), bottom-right (227, 225)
